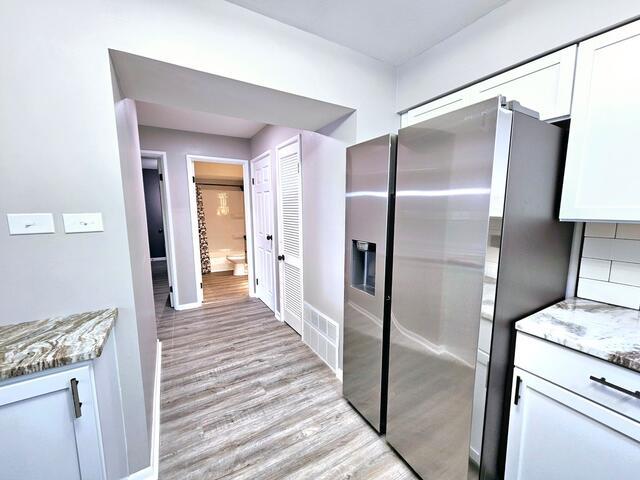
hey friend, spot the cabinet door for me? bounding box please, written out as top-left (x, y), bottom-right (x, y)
top-left (0, 366), bottom-right (104, 480)
top-left (402, 46), bottom-right (576, 127)
top-left (473, 45), bottom-right (576, 121)
top-left (560, 20), bottom-right (640, 222)
top-left (504, 368), bottom-right (640, 480)
top-left (402, 89), bottom-right (472, 126)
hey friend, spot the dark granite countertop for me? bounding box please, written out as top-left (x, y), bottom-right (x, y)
top-left (516, 298), bottom-right (640, 373)
top-left (0, 308), bottom-right (117, 380)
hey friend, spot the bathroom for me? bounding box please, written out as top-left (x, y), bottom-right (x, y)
top-left (194, 161), bottom-right (248, 288)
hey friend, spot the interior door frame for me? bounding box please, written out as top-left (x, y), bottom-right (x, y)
top-left (275, 134), bottom-right (304, 336)
top-left (186, 154), bottom-right (256, 305)
top-left (141, 149), bottom-right (178, 308)
top-left (251, 150), bottom-right (277, 313)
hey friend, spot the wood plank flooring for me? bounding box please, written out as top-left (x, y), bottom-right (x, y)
top-left (202, 271), bottom-right (249, 305)
top-left (151, 261), bottom-right (418, 480)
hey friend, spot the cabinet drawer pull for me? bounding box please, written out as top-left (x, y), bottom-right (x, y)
top-left (70, 378), bottom-right (83, 418)
top-left (589, 375), bottom-right (640, 400)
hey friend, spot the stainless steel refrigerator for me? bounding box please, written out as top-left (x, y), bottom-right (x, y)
top-left (343, 134), bottom-right (396, 433)
top-left (386, 97), bottom-right (574, 480)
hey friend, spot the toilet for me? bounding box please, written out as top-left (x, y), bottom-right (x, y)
top-left (226, 254), bottom-right (248, 276)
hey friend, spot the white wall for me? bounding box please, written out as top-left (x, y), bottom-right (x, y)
top-left (396, 0), bottom-right (640, 111)
top-left (138, 126), bottom-right (251, 304)
top-left (107, 0), bottom-right (397, 141)
top-left (301, 131), bottom-right (347, 367)
top-left (113, 97), bottom-right (155, 473)
top-left (200, 187), bottom-right (246, 271)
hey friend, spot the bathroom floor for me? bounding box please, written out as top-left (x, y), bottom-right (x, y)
top-left (202, 271), bottom-right (248, 305)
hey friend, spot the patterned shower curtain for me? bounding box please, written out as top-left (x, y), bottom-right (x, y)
top-left (196, 184), bottom-right (211, 274)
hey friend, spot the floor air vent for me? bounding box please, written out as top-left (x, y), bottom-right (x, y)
top-left (303, 303), bottom-right (339, 372)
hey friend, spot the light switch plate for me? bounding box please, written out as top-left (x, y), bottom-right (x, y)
top-left (62, 213), bottom-right (104, 233)
top-left (7, 213), bottom-right (55, 235)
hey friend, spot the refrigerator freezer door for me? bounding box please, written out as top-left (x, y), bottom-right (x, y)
top-left (388, 98), bottom-right (508, 480)
top-left (343, 134), bottom-right (395, 433)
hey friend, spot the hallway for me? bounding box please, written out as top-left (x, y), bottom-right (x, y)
top-left (151, 262), bottom-right (417, 479)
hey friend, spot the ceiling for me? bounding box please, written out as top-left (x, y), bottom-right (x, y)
top-left (135, 101), bottom-right (266, 138)
top-left (225, 0), bottom-right (510, 65)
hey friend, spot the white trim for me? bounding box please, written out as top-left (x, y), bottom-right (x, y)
top-left (250, 150), bottom-right (277, 313)
top-left (141, 150), bottom-right (178, 309)
top-left (335, 368), bottom-right (343, 383)
top-left (127, 465), bottom-right (152, 480)
top-left (274, 310), bottom-right (282, 322)
top-left (174, 301), bottom-right (202, 311)
top-left (186, 155), bottom-right (256, 305)
top-left (88, 363), bottom-right (108, 480)
top-left (150, 341), bottom-right (161, 479)
top-left (110, 332), bottom-right (130, 476)
top-left (126, 340), bottom-right (161, 480)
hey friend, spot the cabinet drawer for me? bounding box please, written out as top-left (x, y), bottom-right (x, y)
top-left (515, 332), bottom-right (640, 421)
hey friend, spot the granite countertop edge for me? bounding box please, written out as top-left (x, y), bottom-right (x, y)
top-left (515, 298), bottom-right (640, 374)
top-left (0, 308), bottom-right (117, 381)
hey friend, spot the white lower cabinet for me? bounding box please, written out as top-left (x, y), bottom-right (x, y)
top-left (0, 365), bottom-right (104, 480)
top-left (505, 367), bottom-right (640, 480)
top-left (505, 334), bottom-right (640, 480)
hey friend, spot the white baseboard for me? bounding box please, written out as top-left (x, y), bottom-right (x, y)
top-left (335, 368), bottom-right (343, 383)
top-left (127, 465), bottom-right (152, 480)
top-left (127, 340), bottom-right (162, 480)
top-left (274, 310), bottom-right (282, 321)
top-left (174, 301), bottom-right (201, 311)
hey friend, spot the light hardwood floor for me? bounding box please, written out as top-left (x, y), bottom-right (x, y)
top-left (152, 261), bottom-right (418, 480)
top-left (202, 271), bottom-right (249, 305)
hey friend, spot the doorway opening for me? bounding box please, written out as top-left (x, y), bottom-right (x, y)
top-left (141, 150), bottom-right (178, 309)
top-left (187, 156), bottom-right (254, 305)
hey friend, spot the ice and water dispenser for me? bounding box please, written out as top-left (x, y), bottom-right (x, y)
top-left (351, 240), bottom-right (376, 295)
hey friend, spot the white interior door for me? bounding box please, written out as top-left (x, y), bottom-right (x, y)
top-left (251, 152), bottom-right (276, 312)
top-left (276, 135), bottom-right (304, 335)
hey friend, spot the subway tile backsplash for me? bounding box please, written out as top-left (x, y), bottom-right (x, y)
top-left (578, 223), bottom-right (640, 309)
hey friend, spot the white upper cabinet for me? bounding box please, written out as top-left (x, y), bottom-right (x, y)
top-left (473, 45), bottom-right (576, 121)
top-left (402, 88), bottom-right (472, 126)
top-left (402, 45), bottom-right (577, 127)
top-left (560, 20), bottom-right (640, 222)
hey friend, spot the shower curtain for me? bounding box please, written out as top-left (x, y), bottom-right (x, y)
top-left (196, 184), bottom-right (211, 274)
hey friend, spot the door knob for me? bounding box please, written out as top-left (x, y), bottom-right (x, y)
top-left (278, 254), bottom-right (285, 261)
top-left (266, 234), bottom-right (273, 240)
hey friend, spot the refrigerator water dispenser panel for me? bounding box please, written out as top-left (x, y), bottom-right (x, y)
top-left (351, 240), bottom-right (376, 295)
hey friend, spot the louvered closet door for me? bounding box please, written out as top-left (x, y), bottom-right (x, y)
top-left (276, 135), bottom-right (303, 335)
top-left (251, 152), bottom-right (276, 312)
